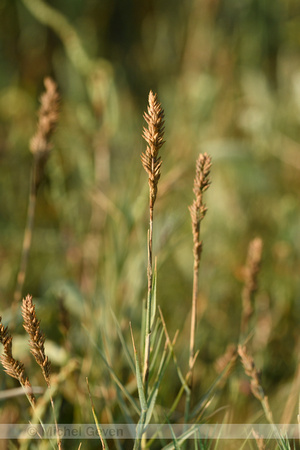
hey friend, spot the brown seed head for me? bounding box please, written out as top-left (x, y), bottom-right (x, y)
top-left (22, 295), bottom-right (51, 386)
top-left (141, 91), bottom-right (165, 208)
top-left (30, 77), bottom-right (60, 159)
top-left (241, 237), bottom-right (263, 334)
top-left (0, 317), bottom-right (35, 404)
top-left (189, 153), bottom-right (212, 264)
top-left (238, 345), bottom-right (264, 401)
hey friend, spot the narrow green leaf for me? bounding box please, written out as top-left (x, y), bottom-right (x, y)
top-left (83, 325), bottom-right (140, 415)
top-left (111, 309), bottom-right (135, 373)
top-left (162, 423), bottom-right (203, 449)
top-left (130, 324), bottom-right (147, 412)
top-left (150, 260), bottom-right (157, 329)
top-left (149, 324), bottom-right (164, 373)
top-left (141, 298), bottom-right (147, 363)
top-left (159, 307), bottom-right (188, 391)
top-left (115, 386), bottom-right (135, 425)
top-left (86, 378), bottom-right (108, 449)
top-left (146, 338), bottom-right (170, 425)
top-left (165, 415), bottom-right (180, 450)
top-left (190, 358), bottom-right (236, 419)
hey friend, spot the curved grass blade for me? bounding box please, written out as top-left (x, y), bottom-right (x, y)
top-left (86, 377), bottom-right (108, 449)
top-left (159, 307), bottom-right (188, 391)
top-left (83, 325), bottom-right (140, 415)
top-left (130, 323), bottom-right (148, 449)
top-left (190, 356), bottom-right (237, 419)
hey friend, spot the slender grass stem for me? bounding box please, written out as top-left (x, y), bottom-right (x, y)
top-left (185, 153), bottom-right (211, 422)
top-left (141, 91), bottom-right (165, 393)
top-left (12, 78), bottom-right (59, 318)
top-left (143, 231), bottom-right (152, 392)
top-left (13, 168), bottom-right (37, 306)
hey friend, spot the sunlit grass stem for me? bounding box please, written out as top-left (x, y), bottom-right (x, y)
top-left (185, 153), bottom-right (211, 421)
top-left (141, 90), bottom-right (165, 392)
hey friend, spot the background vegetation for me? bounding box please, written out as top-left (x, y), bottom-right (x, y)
top-left (0, 0), bottom-right (300, 448)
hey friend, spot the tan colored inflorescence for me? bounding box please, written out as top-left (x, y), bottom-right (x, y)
top-left (141, 90), bottom-right (165, 212)
top-left (30, 77), bottom-right (60, 189)
top-left (30, 77), bottom-right (60, 158)
top-left (0, 317), bottom-right (36, 405)
top-left (241, 237), bottom-right (263, 335)
top-left (189, 153), bottom-right (212, 268)
top-left (22, 295), bottom-right (51, 387)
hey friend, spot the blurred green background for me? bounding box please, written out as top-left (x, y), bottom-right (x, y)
top-left (0, 0), bottom-right (300, 436)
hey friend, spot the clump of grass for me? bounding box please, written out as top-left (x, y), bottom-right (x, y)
top-left (1, 295), bottom-right (62, 449)
top-left (1, 77), bottom-right (61, 447)
top-left (1, 83), bottom-right (299, 450)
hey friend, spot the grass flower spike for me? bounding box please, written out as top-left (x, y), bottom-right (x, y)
top-left (0, 317), bottom-right (35, 405)
top-left (238, 344), bottom-right (274, 424)
top-left (141, 90), bottom-right (165, 215)
top-left (241, 237), bottom-right (263, 336)
top-left (30, 77), bottom-right (60, 186)
top-left (185, 152), bottom-right (211, 421)
top-left (22, 295), bottom-right (61, 448)
top-left (22, 294), bottom-right (51, 386)
top-left (189, 153), bottom-right (212, 271)
top-left (141, 91), bottom-right (165, 388)
top-left (188, 153), bottom-right (211, 369)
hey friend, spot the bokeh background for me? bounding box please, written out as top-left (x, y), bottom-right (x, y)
top-left (0, 0), bottom-right (300, 443)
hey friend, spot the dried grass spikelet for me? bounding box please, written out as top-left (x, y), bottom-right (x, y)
top-left (30, 77), bottom-right (60, 188)
top-left (252, 429), bottom-right (266, 450)
top-left (189, 153), bottom-right (212, 267)
top-left (238, 344), bottom-right (273, 423)
top-left (22, 295), bottom-right (51, 387)
top-left (141, 90), bottom-right (165, 212)
top-left (238, 345), bottom-right (264, 401)
top-left (0, 317), bottom-right (35, 405)
top-left (241, 237), bottom-right (263, 335)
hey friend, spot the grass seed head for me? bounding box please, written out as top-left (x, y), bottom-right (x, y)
top-left (141, 90), bottom-right (165, 209)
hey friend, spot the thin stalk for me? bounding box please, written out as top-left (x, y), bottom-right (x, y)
top-left (13, 77), bottom-right (59, 314)
top-left (13, 167), bottom-right (38, 306)
top-left (185, 153), bottom-right (211, 421)
top-left (238, 345), bottom-right (275, 426)
top-left (143, 231), bottom-right (152, 393)
top-left (141, 91), bottom-right (165, 393)
top-left (86, 377), bottom-right (107, 449)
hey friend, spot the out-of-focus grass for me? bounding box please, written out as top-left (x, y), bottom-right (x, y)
top-left (0, 0), bottom-right (300, 445)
